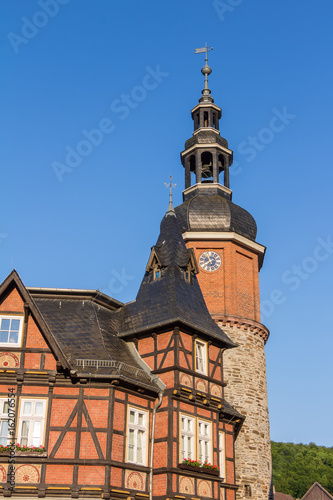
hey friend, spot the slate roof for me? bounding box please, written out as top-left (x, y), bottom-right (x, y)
top-left (118, 206), bottom-right (236, 348)
top-left (175, 185), bottom-right (257, 241)
top-left (31, 296), bottom-right (162, 392)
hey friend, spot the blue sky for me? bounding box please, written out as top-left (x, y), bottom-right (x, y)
top-left (1, 0), bottom-right (333, 447)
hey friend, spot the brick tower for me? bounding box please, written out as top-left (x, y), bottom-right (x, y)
top-left (175, 53), bottom-right (273, 500)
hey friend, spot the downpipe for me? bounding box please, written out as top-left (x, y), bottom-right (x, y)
top-left (149, 391), bottom-right (164, 500)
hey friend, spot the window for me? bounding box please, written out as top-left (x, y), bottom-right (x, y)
top-left (219, 432), bottom-right (225, 478)
top-left (245, 485), bottom-right (252, 497)
top-left (180, 415), bottom-right (195, 461)
top-left (154, 267), bottom-right (161, 279)
top-left (0, 316), bottom-right (23, 347)
top-left (180, 414), bottom-right (212, 464)
top-left (127, 407), bottom-right (148, 465)
top-left (17, 399), bottom-right (46, 447)
top-left (0, 399), bottom-right (11, 446)
top-left (198, 420), bottom-right (211, 463)
top-left (195, 340), bottom-right (207, 375)
top-left (184, 268), bottom-right (191, 283)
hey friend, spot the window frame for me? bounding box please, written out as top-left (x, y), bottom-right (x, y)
top-left (219, 431), bottom-right (225, 479)
top-left (180, 414), bottom-right (195, 461)
top-left (197, 418), bottom-right (212, 464)
top-left (180, 414), bottom-right (212, 465)
top-left (195, 339), bottom-right (208, 375)
top-left (0, 398), bottom-right (12, 446)
top-left (17, 398), bottom-right (47, 448)
top-left (0, 315), bottom-right (24, 348)
top-left (126, 406), bottom-right (148, 466)
top-left (153, 267), bottom-right (161, 280)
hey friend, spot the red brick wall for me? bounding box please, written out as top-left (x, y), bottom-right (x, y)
top-left (78, 465), bottom-right (104, 485)
top-left (54, 433), bottom-right (76, 459)
top-left (0, 287), bottom-right (24, 312)
top-left (153, 473), bottom-right (167, 496)
top-left (25, 316), bottom-right (48, 349)
top-left (24, 352), bottom-right (41, 369)
top-left (186, 240), bottom-right (261, 322)
top-left (21, 386), bottom-right (48, 394)
top-left (45, 464), bottom-right (73, 484)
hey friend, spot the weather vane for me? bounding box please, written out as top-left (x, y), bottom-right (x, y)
top-left (164, 175), bottom-right (177, 208)
top-left (195, 43), bottom-right (214, 63)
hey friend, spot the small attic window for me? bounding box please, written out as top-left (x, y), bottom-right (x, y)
top-left (183, 267), bottom-right (192, 283)
top-left (153, 266), bottom-right (161, 280)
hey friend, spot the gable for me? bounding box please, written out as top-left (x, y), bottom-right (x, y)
top-left (0, 285), bottom-right (25, 313)
top-left (0, 270), bottom-right (69, 370)
top-left (302, 483), bottom-right (333, 500)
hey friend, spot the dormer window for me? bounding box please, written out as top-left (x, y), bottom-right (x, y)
top-left (146, 249), bottom-right (163, 282)
top-left (184, 268), bottom-right (192, 283)
top-left (154, 267), bottom-right (161, 280)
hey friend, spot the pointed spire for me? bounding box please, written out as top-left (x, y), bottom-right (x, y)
top-left (164, 175), bottom-right (176, 216)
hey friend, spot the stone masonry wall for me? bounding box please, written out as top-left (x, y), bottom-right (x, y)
top-left (219, 321), bottom-right (273, 500)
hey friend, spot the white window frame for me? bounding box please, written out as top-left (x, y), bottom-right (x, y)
top-left (17, 399), bottom-right (47, 447)
top-left (0, 399), bottom-right (12, 446)
top-left (180, 415), bottom-right (212, 465)
top-left (180, 414), bottom-right (195, 461)
top-left (219, 431), bottom-right (225, 479)
top-left (127, 407), bottom-right (148, 466)
top-left (198, 419), bottom-right (212, 463)
top-left (0, 315), bottom-right (24, 347)
top-left (195, 339), bottom-right (208, 375)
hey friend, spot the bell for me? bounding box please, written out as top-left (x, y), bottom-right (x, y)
top-left (201, 163), bottom-right (212, 179)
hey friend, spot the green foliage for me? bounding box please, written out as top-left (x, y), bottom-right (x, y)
top-left (271, 441), bottom-right (333, 498)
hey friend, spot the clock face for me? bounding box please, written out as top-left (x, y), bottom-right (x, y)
top-left (199, 251), bottom-right (222, 272)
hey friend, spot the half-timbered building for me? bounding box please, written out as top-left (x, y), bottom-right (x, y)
top-left (0, 202), bottom-right (242, 500)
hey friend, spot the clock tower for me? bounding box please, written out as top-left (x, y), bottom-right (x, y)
top-left (175, 55), bottom-right (273, 500)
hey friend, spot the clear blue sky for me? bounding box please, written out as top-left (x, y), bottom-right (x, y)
top-left (1, 0), bottom-right (332, 447)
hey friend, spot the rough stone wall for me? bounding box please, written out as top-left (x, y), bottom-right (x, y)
top-left (219, 321), bottom-right (273, 500)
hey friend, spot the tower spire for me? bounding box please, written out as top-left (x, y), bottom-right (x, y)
top-left (195, 44), bottom-right (214, 102)
top-left (180, 46), bottom-right (233, 192)
top-left (164, 175), bottom-right (177, 216)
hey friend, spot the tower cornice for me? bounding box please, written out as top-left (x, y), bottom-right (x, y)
top-left (191, 102), bottom-right (222, 114)
top-left (213, 315), bottom-right (270, 343)
top-left (181, 142), bottom-right (232, 158)
top-left (182, 182), bottom-right (232, 199)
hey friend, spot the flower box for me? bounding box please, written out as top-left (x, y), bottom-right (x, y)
top-left (179, 463), bottom-right (202, 473)
top-left (201, 467), bottom-right (219, 476)
top-left (178, 463), bottom-right (220, 476)
top-left (0, 451), bottom-right (47, 458)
